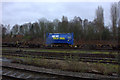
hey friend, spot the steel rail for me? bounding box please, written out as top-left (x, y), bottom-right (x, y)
top-left (2, 62), bottom-right (119, 80)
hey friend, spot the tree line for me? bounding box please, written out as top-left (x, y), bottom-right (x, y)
top-left (1, 2), bottom-right (120, 42)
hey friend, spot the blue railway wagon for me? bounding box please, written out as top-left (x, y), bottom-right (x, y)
top-left (46, 33), bottom-right (74, 46)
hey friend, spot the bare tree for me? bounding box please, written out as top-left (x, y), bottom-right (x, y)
top-left (53, 19), bottom-right (60, 32)
top-left (11, 24), bottom-right (19, 35)
top-left (111, 3), bottom-right (118, 40)
top-left (117, 2), bottom-right (120, 29)
top-left (2, 26), bottom-right (7, 38)
top-left (95, 6), bottom-right (104, 40)
top-left (117, 1), bottom-right (120, 28)
top-left (117, 1), bottom-right (120, 50)
top-left (61, 16), bottom-right (68, 33)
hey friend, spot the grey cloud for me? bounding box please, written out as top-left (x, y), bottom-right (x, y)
top-left (2, 2), bottom-right (112, 27)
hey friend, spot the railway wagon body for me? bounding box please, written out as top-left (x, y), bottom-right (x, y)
top-left (46, 33), bottom-right (74, 46)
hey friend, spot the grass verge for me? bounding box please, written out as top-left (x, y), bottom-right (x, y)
top-left (2, 48), bottom-right (118, 55)
top-left (3, 55), bottom-right (119, 76)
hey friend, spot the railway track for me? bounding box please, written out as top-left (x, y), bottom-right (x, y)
top-left (2, 67), bottom-right (57, 80)
top-left (2, 50), bottom-right (119, 65)
top-left (2, 46), bottom-right (119, 52)
top-left (2, 62), bottom-right (119, 80)
top-left (2, 49), bottom-right (117, 58)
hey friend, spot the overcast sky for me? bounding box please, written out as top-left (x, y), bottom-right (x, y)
top-left (2, 2), bottom-right (115, 27)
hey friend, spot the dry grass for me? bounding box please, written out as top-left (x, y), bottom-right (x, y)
top-left (3, 55), bottom-right (119, 76)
